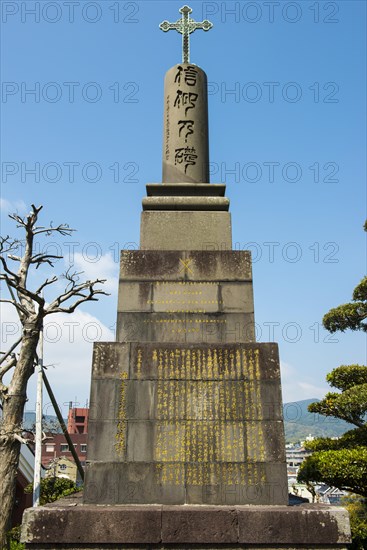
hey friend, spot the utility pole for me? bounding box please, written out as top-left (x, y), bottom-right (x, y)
top-left (33, 320), bottom-right (43, 506)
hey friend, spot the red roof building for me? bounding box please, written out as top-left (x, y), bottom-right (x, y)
top-left (67, 407), bottom-right (89, 434)
top-left (41, 407), bottom-right (89, 470)
top-left (41, 432), bottom-right (88, 469)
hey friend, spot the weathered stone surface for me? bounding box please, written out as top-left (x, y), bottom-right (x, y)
top-left (22, 499), bottom-right (351, 548)
top-left (140, 211), bottom-right (232, 250)
top-left (90, 342), bottom-right (282, 426)
top-left (117, 311), bottom-right (187, 343)
top-left (87, 244), bottom-right (287, 507)
top-left (161, 506), bottom-right (238, 543)
top-left (246, 420), bottom-right (286, 461)
top-left (22, 503), bottom-right (162, 544)
top-left (126, 421), bottom-right (155, 462)
top-left (125, 380), bottom-right (157, 419)
top-left (119, 250), bottom-right (252, 281)
top-left (120, 250), bottom-right (184, 281)
top-left (84, 461), bottom-right (288, 506)
top-left (117, 281), bottom-right (152, 312)
top-left (116, 311), bottom-right (255, 344)
top-left (221, 282), bottom-right (254, 313)
top-left (84, 462), bottom-right (186, 504)
top-left (185, 463), bottom-right (288, 505)
top-left (128, 383), bottom-right (278, 420)
top-left (142, 196), bottom-right (230, 210)
top-left (117, 281), bottom-right (254, 316)
top-left (89, 379), bottom-right (120, 421)
top-left (237, 505), bottom-right (351, 544)
top-left (184, 251), bottom-right (252, 281)
top-left (91, 342), bottom-right (129, 378)
top-left (87, 420), bottom-right (122, 462)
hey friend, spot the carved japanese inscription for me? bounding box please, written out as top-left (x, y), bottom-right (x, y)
top-left (163, 63), bottom-right (209, 183)
top-left (127, 345), bottom-right (268, 486)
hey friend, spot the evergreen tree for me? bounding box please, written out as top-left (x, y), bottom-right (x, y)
top-left (298, 222), bottom-right (367, 548)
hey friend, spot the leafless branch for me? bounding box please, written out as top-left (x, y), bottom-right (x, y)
top-left (7, 255), bottom-right (21, 262)
top-left (64, 268), bottom-right (82, 289)
top-left (0, 339), bottom-right (21, 366)
top-left (13, 432), bottom-right (32, 445)
top-left (34, 224), bottom-right (75, 237)
top-left (0, 236), bottom-right (21, 256)
top-left (0, 274), bottom-right (17, 290)
top-left (36, 276), bottom-right (58, 295)
top-left (42, 431), bottom-right (50, 442)
top-left (8, 204), bottom-right (42, 229)
top-left (4, 276), bottom-right (44, 307)
top-left (3, 280), bottom-right (30, 324)
top-left (46, 278), bottom-right (109, 315)
top-left (0, 256), bottom-right (19, 280)
top-left (8, 205), bottom-right (74, 237)
top-left (6, 281), bottom-right (17, 302)
top-left (30, 253), bottom-right (63, 268)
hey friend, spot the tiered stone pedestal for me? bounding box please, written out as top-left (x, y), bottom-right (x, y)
top-left (21, 246), bottom-right (352, 547)
top-left (21, 185), bottom-right (351, 547)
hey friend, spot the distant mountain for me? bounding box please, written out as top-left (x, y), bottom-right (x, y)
top-left (283, 398), bottom-right (350, 443)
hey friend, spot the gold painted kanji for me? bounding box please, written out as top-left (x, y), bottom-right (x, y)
top-left (133, 346), bottom-right (268, 486)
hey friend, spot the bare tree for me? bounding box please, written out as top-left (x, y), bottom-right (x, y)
top-left (0, 205), bottom-right (108, 546)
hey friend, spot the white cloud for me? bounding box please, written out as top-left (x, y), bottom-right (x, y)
top-left (0, 198), bottom-right (27, 214)
top-left (39, 309), bottom-right (114, 415)
top-left (280, 361), bottom-right (328, 403)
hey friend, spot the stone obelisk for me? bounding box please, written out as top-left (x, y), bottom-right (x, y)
top-left (22, 6), bottom-right (351, 549)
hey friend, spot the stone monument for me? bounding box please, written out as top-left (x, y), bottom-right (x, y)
top-left (22, 6), bottom-right (351, 548)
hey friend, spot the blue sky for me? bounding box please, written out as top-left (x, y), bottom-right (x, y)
top-left (1, 0), bottom-right (366, 418)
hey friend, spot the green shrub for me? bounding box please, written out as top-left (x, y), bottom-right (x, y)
top-left (24, 477), bottom-right (80, 506)
top-left (7, 525), bottom-right (24, 550)
top-left (343, 496), bottom-right (367, 550)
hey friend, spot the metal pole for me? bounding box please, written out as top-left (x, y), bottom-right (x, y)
top-left (33, 322), bottom-right (43, 506)
top-left (42, 370), bottom-right (85, 481)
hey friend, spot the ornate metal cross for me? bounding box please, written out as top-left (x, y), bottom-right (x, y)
top-left (159, 5), bottom-right (213, 64)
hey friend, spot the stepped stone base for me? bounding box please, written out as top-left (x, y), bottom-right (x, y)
top-left (21, 494), bottom-right (351, 549)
